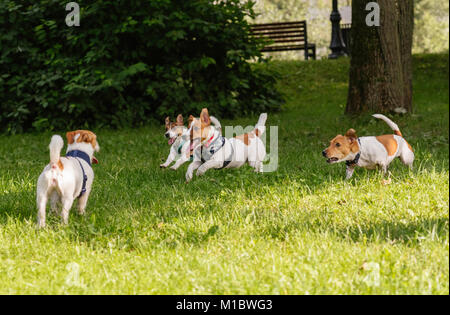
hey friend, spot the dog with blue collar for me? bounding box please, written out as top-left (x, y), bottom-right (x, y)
top-left (322, 114), bottom-right (414, 179)
top-left (36, 130), bottom-right (99, 228)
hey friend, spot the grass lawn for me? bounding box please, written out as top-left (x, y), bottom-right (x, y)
top-left (0, 53), bottom-right (448, 294)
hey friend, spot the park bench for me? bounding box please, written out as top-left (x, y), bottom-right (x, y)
top-left (250, 21), bottom-right (316, 60)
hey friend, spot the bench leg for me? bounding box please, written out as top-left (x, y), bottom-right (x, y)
top-left (304, 50), bottom-right (309, 61)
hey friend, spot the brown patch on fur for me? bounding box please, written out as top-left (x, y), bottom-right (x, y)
top-left (165, 117), bottom-right (171, 131)
top-left (176, 114), bottom-right (184, 126)
top-left (394, 130), bottom-right (403, 137)
top-left (254, 129), bottom-right (261, 137)
top-left (376, 135), bottom-right (398, 156)
top-left (188, 115), bottom-right (195, 128)
top-left (324, 131), bottom-right (360, 160)
top-left (190, 109), bottom-right (212, 143)
top-left (57, 160), bottom-right (64, 170)
top-left (235, 133), bottom-right (255, 146)
top-left (66, 130), bottom-right (97, 149)
top-left (200, 108), bottom-right (211, 126)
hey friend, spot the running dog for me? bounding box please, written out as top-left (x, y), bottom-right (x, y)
top-left (185, 108), bottom-right (267, 182)
top-left (36, 130), bottom-right (99, 228)
top-left (322, 114), bottom-right (414, 179)
top-left (161, 114), bottom-right (221, 170)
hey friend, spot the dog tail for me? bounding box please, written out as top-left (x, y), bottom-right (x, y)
top-left (49, 135), bottom-right (64, 168)
top-left (210, 115), bottom-right (222, 133)
top-left (254, 113), bottom-right (267, 137)
top-left (373, 114), bottom-right (403, 137)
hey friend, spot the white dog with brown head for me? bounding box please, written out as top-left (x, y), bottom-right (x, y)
top-left (322, 114), bottom-right (414, 179)
top-left (161, 114), bottom-right (222, 170)
top-left (185, 108), bottom-right (267, 182)
top-left (36, 130), bottom-right (99, 228)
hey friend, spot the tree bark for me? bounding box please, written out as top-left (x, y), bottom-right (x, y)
top-left (346, 0), bottom-right (414, 114)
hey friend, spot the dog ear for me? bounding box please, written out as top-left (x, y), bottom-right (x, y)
top-left (66, 131), bottom-right (76, 144)
top-left (200, 108), bottom-right (210, 126)
top-left (345, 128), bottom-right (357, 143)
top-left (165, 117), bottom-right (171, 130)
top-left (188, 115), bottom-right (195, 128)
top-left (78, 131), bottom-right (97, 149)
top-left (176, 114), bottom-right (184, 126)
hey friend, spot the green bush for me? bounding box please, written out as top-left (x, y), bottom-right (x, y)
top-left (0, 0), bottom-right (283, 133)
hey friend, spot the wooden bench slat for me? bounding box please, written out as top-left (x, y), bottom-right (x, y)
top-left (251, 21), bottom-right (306, 27)
top-left (251, 25), bottom-right (306, 32)
top-left (251, 20), bottom-right (316, 60)
top-left (251, 30), bottom-right (306, 37)
top-left (256, 34), bottom-right (306, 41)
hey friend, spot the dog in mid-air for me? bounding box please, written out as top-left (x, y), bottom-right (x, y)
top-left (161, 114), bottom-right (221, 170)
top-left (322, 114), bottom-right (414, 179)
top-left (185, 108), bottom-right (267, 182)
top-left (36, 130), bottom-right (99, 228)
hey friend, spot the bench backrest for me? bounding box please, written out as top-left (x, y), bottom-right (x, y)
top-left (250, 21), bottom-right (308, 51)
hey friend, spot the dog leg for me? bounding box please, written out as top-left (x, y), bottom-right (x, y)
top-left (399, 148), bottom-right (414, 170)
top-left (160, 152), bottom-right (176, 168)
top-left (249, 160), bottom-right (264, 173)
top-left (37, 192), bottom-right (48, 228)
top-left (61, 197), bottom-right (75, 225)
top-left (50, 191), bottom-right (60, 216)
top-left (170, 155), bottom-right (189, 170)
top-left (196, 160), bottom-right (223, 177)
top-left (186, 161), bottom-right (202, 182)
top-left (345, 165), bottom-right (355, 180)
top-left (77, 191), bottom-right (90, 215)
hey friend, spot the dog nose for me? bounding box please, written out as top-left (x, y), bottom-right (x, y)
top-left (165, 133), bottom-right (170, 138)
top-left (322, 150), bottom-right (327, 157)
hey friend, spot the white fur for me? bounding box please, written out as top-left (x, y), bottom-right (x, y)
top-left (36, 134), bottom-right (99, 228)
top-left (160, 116), bottom-right (222, 170)
top-left (343, 114), bottom-right (414, 179)
top-left (186, 113), bottom-right (267, 182)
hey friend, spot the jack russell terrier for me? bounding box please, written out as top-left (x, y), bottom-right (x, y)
top-left (185, 108), bottom-right (267, 182)
top-left (322, 114), bottom-right (414, 179)
top-left (161, 114), bottom-right (221, 170)
top-left (36, 130), bottom-right (99, 228)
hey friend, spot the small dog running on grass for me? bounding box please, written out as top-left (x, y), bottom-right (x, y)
top-left (185, 108), bottom-right (267, 182)
top-left (36, 130), bottom-right (99, 228)
top-left (161, 114), bottom-right (221, 170)
top-left (322, 114), bottom-right (414, 179)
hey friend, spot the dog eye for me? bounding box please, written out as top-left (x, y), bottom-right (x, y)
top-left (336, 143), bottom-right (341, 147)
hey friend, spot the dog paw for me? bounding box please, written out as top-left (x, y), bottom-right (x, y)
top-left (160, 164), bottom-right (167, 168)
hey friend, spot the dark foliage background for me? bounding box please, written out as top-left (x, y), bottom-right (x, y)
top-left (0, 0), bottom-right (282, 133)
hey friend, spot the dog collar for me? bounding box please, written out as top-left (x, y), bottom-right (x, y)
top-left (200, 136), bottom-right (225, 162)
top-left (66, 150), bottom-right (91, 198)
top-left (177, 140), bottom-right (186, 155)
top-left (345, 138), bottom-right (361, 167)
top-left (66, 150), bottom-right (92, 166)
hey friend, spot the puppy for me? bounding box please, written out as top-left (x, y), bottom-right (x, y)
top-left (322, 114), bottom-right (414, 179)
top-left (185, 108), bottom-right (267, 182)
top-left (161, 114), bottom-right (222, 170)
top-left (36, 130), bottom-right (99, 228)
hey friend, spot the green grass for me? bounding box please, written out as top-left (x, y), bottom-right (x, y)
top-left (0, 53), bottom-right (448, 294)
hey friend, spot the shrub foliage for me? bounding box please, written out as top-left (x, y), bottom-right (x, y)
top-left (0, 0), bottom-right (282, 133)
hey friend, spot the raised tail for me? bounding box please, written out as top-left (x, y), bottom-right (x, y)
top-left (49, 135), bottom-right (64, 167)
top-left (372, 114), bottom-right (402, 137)
top-left (254, 113), bottom-right (267, 137)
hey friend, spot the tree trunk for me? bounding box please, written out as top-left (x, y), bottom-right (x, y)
top-left (346, 0), bottom-right (414, 114)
